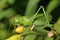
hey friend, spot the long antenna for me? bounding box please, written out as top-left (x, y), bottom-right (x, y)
top-left (31, 6), bottom-right (43, 22)
top-left (32, 6), bottom-right (50, 25)
top-left (31, 6), bottom-right (50, 30)
top-left (41, 6), bottom-right (50, 25)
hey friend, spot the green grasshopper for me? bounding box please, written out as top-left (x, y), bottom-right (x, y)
top-left (9, 5), bottom-right (52, 33)
top-left (8, 5), bottom-right (59, 40)
top-left (10, 5), bottom-right (51, 27)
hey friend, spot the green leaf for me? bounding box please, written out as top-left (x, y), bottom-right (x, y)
top-left (45, 37), bottom-right (53, 40)
top-left (24, 35), bottom-right (37, 40)
top-left (8, 0), bottom-right (15, 5)
top-left (54, 18), bottom-right (60, 32)
top-left (0, 31), bottom-right (7, 40)
top-left (46, 0), bottom-right (58, 14)
top-left (25, 0), bottom-right (40, 16)
top-left (0, 23), bottom-right (6, 30)
top-left (0, 0), bottom-right (7, 9)
top-left (0, 8), bottom-right (15, 20)
top-left (56, 35), bottom-right (60, 40)
top-left (6, 34), bottom-right (20, 40)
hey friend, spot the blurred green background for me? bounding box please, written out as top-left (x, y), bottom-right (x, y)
top-left (0, 0), bottom-right (60, 40)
